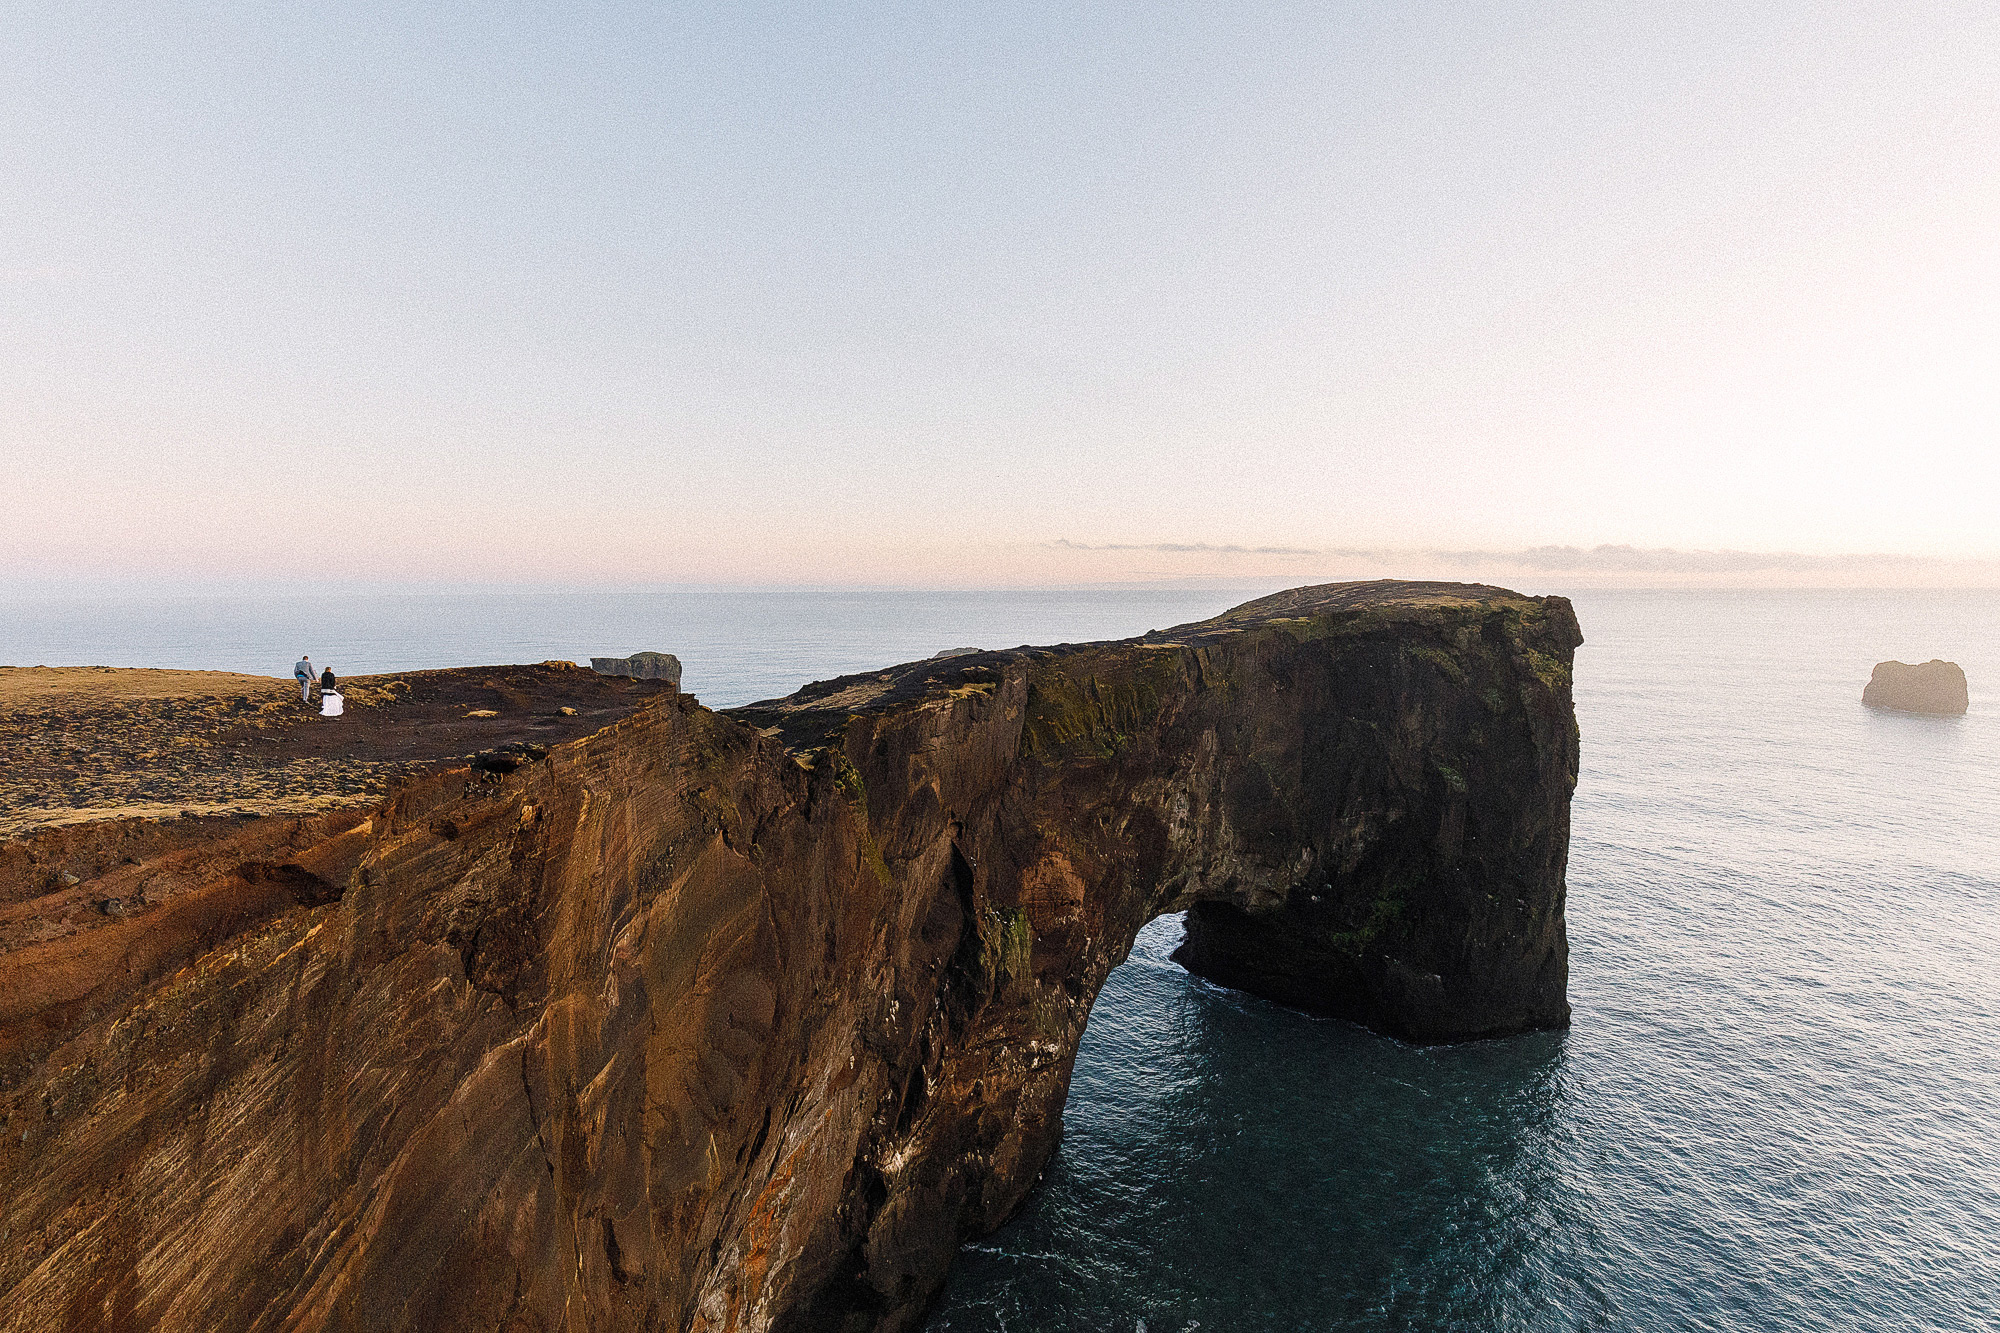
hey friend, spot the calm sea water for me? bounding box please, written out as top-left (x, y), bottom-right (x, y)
top-left (5, 587), bottom-right (1996, 1330)
top-left (0, 586), bottom-right (1240, 708)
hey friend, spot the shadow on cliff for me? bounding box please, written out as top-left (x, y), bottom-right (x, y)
top-left (925, 916), bottom-right (1607, 1333)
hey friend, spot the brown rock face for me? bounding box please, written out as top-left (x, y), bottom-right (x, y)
top-left (1862, 659), bottom-right (1969, 716)
top-left (0, 580), bottom-right (1581, 1333)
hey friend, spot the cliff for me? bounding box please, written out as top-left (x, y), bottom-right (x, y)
top-left (1862, 659), bottom-right (1968, 716)
top-left (0, 581), bottom-right (1580, 1333)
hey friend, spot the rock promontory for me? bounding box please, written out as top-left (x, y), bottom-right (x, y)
top-left (0, 581), bottom-right (1580, 1332)
top-left (1863, 659), bottom-right (1968, 716)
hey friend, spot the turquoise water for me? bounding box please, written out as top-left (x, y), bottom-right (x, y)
top-left (5, 587), bottom-right (1996, 1330)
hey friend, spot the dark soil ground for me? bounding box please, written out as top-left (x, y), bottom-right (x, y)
top-left (0, 662), bottom-right (675, 839)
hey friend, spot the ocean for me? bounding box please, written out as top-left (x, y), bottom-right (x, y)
top-left (4, 586), bottom-right (1996, 1331)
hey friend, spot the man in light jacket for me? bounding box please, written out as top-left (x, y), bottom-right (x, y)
top-left (295, 655), bottom-right (314, 703)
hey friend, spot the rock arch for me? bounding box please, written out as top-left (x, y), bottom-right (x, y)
top-left (737, 580), bottom-right (1579, 1329)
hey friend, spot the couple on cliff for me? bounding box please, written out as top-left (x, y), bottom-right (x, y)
top-left (294, 655), bottom-right (341, 713)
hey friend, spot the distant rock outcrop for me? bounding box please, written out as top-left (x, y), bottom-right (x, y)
top-left (1863, 660), bottom-right (1968, 716)
top-left (589, 651), bottom-right (682, 688)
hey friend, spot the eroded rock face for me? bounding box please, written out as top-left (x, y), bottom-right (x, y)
top-left (1863, 659), bottom-right (1968, 716)
top-left (0, 581), bottom-right (1580, 1333)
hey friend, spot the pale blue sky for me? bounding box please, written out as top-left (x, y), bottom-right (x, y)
top-left (5, 2), bottom-right (1996, 587)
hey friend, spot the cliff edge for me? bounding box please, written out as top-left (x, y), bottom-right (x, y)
top-left (0, 580), bottom-right (1580, 1333)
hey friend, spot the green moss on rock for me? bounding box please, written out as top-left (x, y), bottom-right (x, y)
top-left (1019, 651), bottom-right (1183, 760)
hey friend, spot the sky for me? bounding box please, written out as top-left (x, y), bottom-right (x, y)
top-left (3, 1), bottom-right (1997, 590)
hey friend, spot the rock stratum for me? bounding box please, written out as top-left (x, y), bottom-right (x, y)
top-left (1862, 659), bottom-right (1969, 716)
top-left (0, 581), bottom-right (1581, 1333)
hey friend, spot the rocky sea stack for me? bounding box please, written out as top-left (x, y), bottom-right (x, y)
top-left (1863, 659), bottom-right (1968, 716)
top-left (0, 580), bottom-right (1580, 1332)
